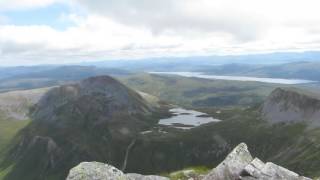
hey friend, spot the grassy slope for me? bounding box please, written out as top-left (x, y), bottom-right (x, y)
top-left (0, 119), bottom-right (30, 180)
top-left (120, 73), bottom-right (287, 108)
top-left (0, 88), bottom-right (50, 179)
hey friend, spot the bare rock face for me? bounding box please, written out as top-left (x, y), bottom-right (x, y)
top-left (241, 158), bottom-right (311, 180)
top-left (262, 88), bottom-right (320, 127)
top-left (203, 143), bottom-right (253, 180)
top-left (203, 143), bottom-right (311, 180)
top-left (66, 162), bottom-right (169, 180)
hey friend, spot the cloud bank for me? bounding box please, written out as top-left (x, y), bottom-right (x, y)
top-left (1, 0), bottom-right (320, 65)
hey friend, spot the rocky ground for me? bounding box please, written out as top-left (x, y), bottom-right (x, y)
top-left (67, 143), bottom-right (311, 180)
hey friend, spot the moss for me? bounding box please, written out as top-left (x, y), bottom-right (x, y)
top-left (0, 165), bottom-right (14, 180)
top-left (161, 166), bottom-right (210, 180)
top-left (0, 119), bottom-right (30, 155)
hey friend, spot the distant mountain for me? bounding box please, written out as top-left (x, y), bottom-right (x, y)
top-left (0, 87), bottom-right (51, 121)
top-left (206, 62), bottom-right (320, 82)
top-left (0, 66), bottom-right (130, 92)
top-left (1, 76), bottom-right (165, 180)
top-left (237, 61), bottom-right (320, 81)
top-left (0, 66), bottom-right (56, 80)
top-left (262, 87), bottom-right (320, 126)
top-left (0, 60), bottom-right (320, 94)
top-left (81, 51), bottom-right (320, 71)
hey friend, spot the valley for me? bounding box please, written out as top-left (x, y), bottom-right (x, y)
top-left (0, 66), bottom-right (320, 179)
top-left (3, 2), bottom-right (320, 179)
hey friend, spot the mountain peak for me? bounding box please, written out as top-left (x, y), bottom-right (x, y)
top-left (262, 87), bottom-right (320, 126)
top-left (81, 75), bottom-right (122, 86)
top-left (32, 75), bottom-right (153, 125)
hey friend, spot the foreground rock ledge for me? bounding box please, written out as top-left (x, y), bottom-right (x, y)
top-left (66, 143), bottom-right (311, 180)
top-left (66, 162), bottom-right (169, 180)
top-left (203, 143), bottom-right (311, 180)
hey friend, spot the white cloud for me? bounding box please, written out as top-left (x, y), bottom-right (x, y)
top-left (74, 0), bottom-right (266, 41)
top-left (1, 0), bottom-right (320, 65)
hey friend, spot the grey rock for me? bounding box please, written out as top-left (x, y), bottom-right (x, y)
top-left (242, 158), bottom-right (266, 178)
top-left (66, 162), bottom-right (169, 180)
top-left (203, 143), bottom-right (311, 180)
top-left (241, 161), bottom-right (311, 180)
top-left (66, 162), bottom-right (125, 180)
top-left (203, 143), bottom-right (253, 180)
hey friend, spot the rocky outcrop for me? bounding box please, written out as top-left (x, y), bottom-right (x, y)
top-left (67, 143), bottom-right (311, 180)
top-left (262, 88), bottom-right (320, 127)
top-left (203, 143), bottom-right (311, 180)
top-left (203, 143), bottom-right (253, 180)
top-left (66, 162), bottom-right (169, 180)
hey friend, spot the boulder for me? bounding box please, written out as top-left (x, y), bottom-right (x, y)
top-left (203, 143), bottom-right (253, 180)
top-left (66, 162), bottom-right (169, 180)
top-left (241, 160), bottom-right (311, 180)
top-left (203, 143), bottom-right (311, 180)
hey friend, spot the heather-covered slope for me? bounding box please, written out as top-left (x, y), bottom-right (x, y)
top-left (1, 76), bottom-right (167, 180)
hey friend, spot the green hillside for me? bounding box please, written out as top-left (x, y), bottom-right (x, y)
top-left (121, 73), bottom-right (284, 108)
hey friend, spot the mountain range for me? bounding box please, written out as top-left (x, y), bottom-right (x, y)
top-left (1, 75), bottom-right (320, 179)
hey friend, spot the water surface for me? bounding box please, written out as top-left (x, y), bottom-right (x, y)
top-left (159, 108), bottom-right (221, 129)
top-left (150, 72), bottom-right (316, 84)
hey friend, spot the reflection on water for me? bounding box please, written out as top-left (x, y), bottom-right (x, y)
top-left (159, 108), bottom-right (221, 129)
top-left (150, 72), bottom-right (316, 84)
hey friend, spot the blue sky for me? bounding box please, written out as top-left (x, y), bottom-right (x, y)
top-left (1, 0), bottom-right (320, 65)
top-left (2, 3), bottom-right (73, 30)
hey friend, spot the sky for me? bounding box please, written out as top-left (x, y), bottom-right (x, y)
top-left (1, 0), bottom-right (320, 65)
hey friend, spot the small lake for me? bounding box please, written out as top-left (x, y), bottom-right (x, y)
top-left (150, 72), bottom-right (316, 84)
top-left (158, 108), bottom-right (221, 129)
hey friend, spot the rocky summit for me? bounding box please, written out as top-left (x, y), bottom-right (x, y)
top-left (67, 143), bottom-right (311, 180)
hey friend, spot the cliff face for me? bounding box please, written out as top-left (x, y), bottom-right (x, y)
top-left (66, 143), bottom-right (311, 180)
top-left (262, 88), bottom-right (320, 126)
